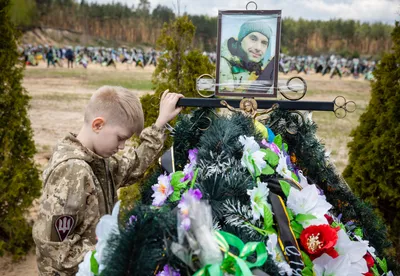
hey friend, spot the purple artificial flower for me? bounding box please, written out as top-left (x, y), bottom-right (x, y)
top-left (151, 174), bottom-right (173, 207)
top-left (180, 148), bottom-right (199, 182)
top-left (177, 188), bottom-right (203, 231)
top-left (285, 155), bottom-right (295, 171)
top-left (156, 264), bottom-right (180, 276)
top-left (188, 148), bottom-right (198, 164)
top-left (181, 163), bottom-right (194, 182)
top-left (261, 139), bottom-right (280, 154)
top-left (128, 215), bottom-right (137, 224)
top-left (126, 215), bottom-right (137, 228)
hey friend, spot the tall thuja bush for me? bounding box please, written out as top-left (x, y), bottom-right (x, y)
top-left (140, 15), bottom-right (215, 128)
top-left (0, 0), bottom-right (41, 258)
top-left (120, 16), bottom-right (214, 205)
top-left (343, 22), bottom-right (400, 258)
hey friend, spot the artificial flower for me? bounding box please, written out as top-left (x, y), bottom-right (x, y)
top-left (261, 139), bottom-right (280, 154)
top-left (181, 149), bottom-right (198, 182)
top-left (76, 251), bottom-right (95, 276)
top-left (287, 184), bottom-right (332, 227)
top-left (188, 148), bottom-right (198, 163)
top-left (247, 182), bottom-right (271, 221)
top-left (324, 214), bottom-right (334, 225)
top-left (156, 264), bottom-right (180, 276)
top-left (266, 234), bottom-right (293, 275)
top-left (300, 224), bottom-right (339, 259)
top-left (178, 188), bottom-right (202, 230)
top-left (297, 170), bottom-right (310, 188)
top-left (313, 253), bottom-right (352, 276)
top-left (128, 215), bottom-right (137, 225)
top-left (151, 174), bottom-right (173, 206)
top-left (77, 202), bottom-right (121, 275)
top-left (276, 151), bottom-right (293, 179)
top-left (334, 229), bottom-right (368, 274)
top-left (95, 201), bottom-right (121, 273)
top-left (239, 135), bottom-right (267, 176)
top-left (364, 253), bottom-right (374, 268)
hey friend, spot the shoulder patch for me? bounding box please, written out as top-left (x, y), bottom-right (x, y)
top-left (51, 215), bottom-right (77, 242)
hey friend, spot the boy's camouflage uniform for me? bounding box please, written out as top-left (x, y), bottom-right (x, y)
top-left (33, 124), bottom-right (165, 275)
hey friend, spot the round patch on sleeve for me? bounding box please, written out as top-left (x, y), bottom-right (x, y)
top-left (51, 215), bottom-right (76, 242)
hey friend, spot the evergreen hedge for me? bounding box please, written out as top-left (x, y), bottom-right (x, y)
top-left (0, 0), bottom-right (41, 258)
top-left (343, 22), bottom-right (400, 261)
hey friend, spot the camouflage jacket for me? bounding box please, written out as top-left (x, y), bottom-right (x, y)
top-left (33, 124), bottom-right (166, 275)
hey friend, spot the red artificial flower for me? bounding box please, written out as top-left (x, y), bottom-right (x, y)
top-left (364, 253), bottom-right (375, 268)
top-left (300, 224), bottom-right (339, 259)
top-left (324, 214), bottom-right (334, 225)
top-left (363, 272), bottom-right (373, 276)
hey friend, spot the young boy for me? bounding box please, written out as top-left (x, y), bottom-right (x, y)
top-left (32, 86), bottom-right (183, 275)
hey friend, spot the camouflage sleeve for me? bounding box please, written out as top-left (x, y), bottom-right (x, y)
top-left (111, 124), bottom-right (166, 189)
top-left (33, 160), bottom-right (98, 275)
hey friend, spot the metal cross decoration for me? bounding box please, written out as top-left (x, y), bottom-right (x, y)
top-left (176, 74), bottom-right (356, 119)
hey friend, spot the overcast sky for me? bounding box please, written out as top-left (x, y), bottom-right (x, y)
top-left (89, 0), bottom-right (399, 24)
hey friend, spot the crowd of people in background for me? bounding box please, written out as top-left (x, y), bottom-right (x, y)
top-left (279, 54), bottom-right (377, 81)
top-left (20, 44), bottom-right (161, 69)
top-left (19, 44), bottom-right (377, 81)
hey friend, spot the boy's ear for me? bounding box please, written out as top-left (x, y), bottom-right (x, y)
top-left (92, 117), bottom-right (105, 133)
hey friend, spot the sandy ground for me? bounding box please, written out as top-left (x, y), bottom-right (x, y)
top-left (0, 62), bottom-right (371, 275)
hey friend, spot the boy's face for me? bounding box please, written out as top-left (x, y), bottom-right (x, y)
top-left (92, 120), bottom-right (133, 158)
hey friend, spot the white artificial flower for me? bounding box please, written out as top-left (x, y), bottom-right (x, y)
top-left (313, 253), bottom-right (352, 276)
top-left (266, 234), bottom-right (292, 276)
top-left (77, 202), bottom-right (121, 276)
top-left (354, 234), bottom-right (377, 259)
top-left (94, 201), bottom-right (121, 273)
top-left (286, 185), bottom-right (332, 227)
top-left (335, 229), bottom-right (368, 274)
top-left (247, 182), bottom-right (271, 221)
top-left (297, 170), bottom-right (310, 188)
top-left (276, 151), bottom-right (292, 179)
top-left (239, 135), bottom-right (260, 153)
top-left (239, 135), bottom-right (266, 175)
top-left (76, 251), bottom-right (94, 276)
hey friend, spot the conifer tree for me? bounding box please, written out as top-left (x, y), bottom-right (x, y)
top-left (120, 16), bottom-right (214, 206)
top-left (343, 22), bottom-right (400, 257)
top-left (140, 15), bottom-right (215, 128)
top-left (0, 0), bottom-right (41, 258)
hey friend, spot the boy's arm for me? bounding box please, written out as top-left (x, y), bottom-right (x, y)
top-left (111, 124), bottom-right (166, 188)
top-left (33, 160), bottom-right (97, 275)
top-left (112, 90), bottom-right (183, 189)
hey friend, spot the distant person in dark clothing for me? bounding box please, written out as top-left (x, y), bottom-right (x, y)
top-left (46, 45), bottom-right (56, 68)
top-left (66, 47), bottom-right (75, 68)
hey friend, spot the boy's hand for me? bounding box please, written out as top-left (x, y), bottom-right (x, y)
top-left (155, 89), bottom-right (184, 128)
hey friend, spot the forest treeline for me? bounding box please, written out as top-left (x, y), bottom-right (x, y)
top-left (11, 0), bottom-right (394, 57)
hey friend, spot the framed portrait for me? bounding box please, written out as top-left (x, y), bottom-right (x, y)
top-left (216, 10), bottom-right (281, 97)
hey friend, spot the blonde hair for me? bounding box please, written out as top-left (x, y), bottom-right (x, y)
top-left (84, 86), bottom-right (144, 135)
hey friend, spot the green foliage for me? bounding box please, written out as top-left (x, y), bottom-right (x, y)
top-left (343, 22), bottom-right (400, 262)
top-left (281, 17), bottom-right (393, 55)
top-left (102, 204), bottom-right (190, 276)
top-left (121, 16), bottom-right (214, 206)
top-left (142, 15), bottom-right (214, 129)
top-left (0, 0), bottom-right (41, 258)
top-left (9, 0), bottom-right (36, 27)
